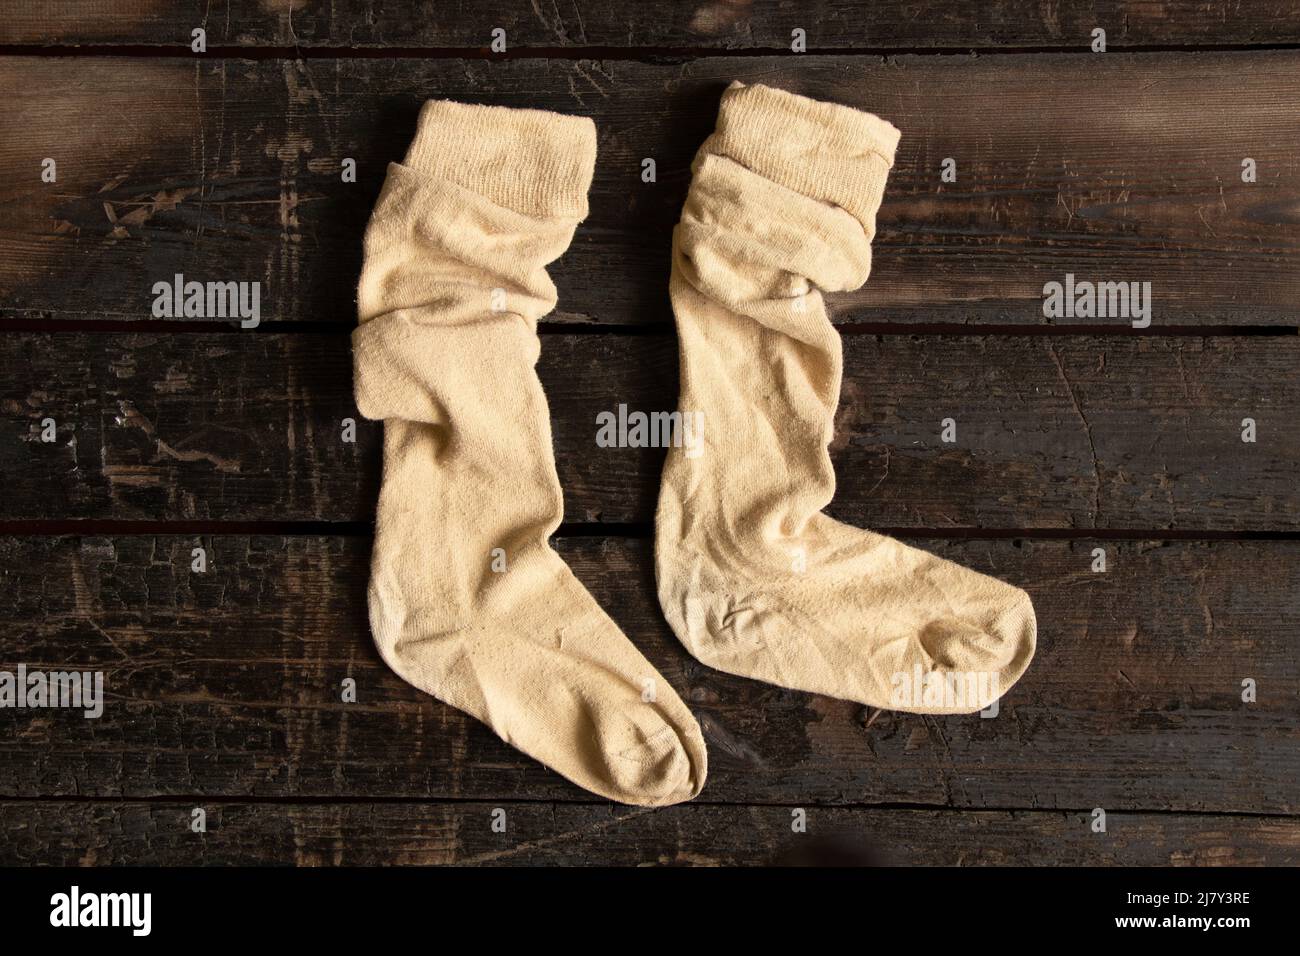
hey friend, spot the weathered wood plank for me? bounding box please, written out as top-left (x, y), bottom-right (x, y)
top-left (3, 1), bottom-right (1298, 50)
top-left (2, 332), bottom-right (1297, 529)
top-left (2, 535), bottom-right (1297, 813)
top-left (2, 801), bottom-right (1295, 866)
top-left (3, 53), bottom-right (1299, 325)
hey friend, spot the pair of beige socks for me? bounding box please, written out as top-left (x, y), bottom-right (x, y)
top-left (352, 82), bottom-right (1037, 806)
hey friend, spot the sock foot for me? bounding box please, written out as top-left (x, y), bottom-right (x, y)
top-left (657, 83), bottom-right (1037, 714)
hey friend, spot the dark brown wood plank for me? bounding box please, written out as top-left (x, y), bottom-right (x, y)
top-left (2, 332), bottom-right (1297, 529)
top-left (3, 1), bottom-right (1298, 50)
top-left (2, 801), bottom-right (1295, 866)
top-left (2, 535), bottom-right (1297, 813)
top-left (3, 53), bottom-right (1299, 326)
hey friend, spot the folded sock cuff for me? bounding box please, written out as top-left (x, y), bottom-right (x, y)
top-left (404, 99), bottom-right (597, 219)
top-left (695, 81), bottom-right (900, 233)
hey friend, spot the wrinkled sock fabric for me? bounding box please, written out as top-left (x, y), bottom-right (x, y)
top-left (656, 82), bottom-right (1036, 714)
top-left (354, 99), bottom-right (707, 804)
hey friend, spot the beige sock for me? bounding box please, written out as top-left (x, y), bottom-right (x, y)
top-left (353, 99), bottom-right (706, 805)
top-left (656, 82), bottom-right (1036, 714)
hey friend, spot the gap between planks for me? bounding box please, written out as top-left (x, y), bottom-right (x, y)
top-left (0, 318), bottom-right (1296, 337)
top-left (1, 521), bottom-right (1299, 540)
top-left (7, 42), bottom-right (1300, 59)
top-left (0, 794), bottom-right (1295, 819)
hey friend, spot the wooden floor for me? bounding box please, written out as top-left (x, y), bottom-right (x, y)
top-left (2, 2), bottom-right (1299, 866)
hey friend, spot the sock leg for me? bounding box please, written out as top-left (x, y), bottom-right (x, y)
top-left (356, 100), bottom-right (706, 803)
top-left (656, 83), bottom-right (1036, 714)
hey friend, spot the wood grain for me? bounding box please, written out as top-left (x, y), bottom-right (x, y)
top-left (3, 1), bottom-right (1298, 50)
top-left (2, 535), bottom-right (1297, 813)
top-left (4, 15), bottom-right (1300, 870)
top-left (2, 801), bottom-right (1295, 866)
top-left (3, 53), bottom-right (1299, 326)
top-left (2, 332), bottom-right (1296, 529)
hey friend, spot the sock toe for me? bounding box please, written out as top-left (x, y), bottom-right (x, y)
top-left (604, 714), bottom-right (706, 807)
top-left (909, 585), bottom-right (1036, 710)
top-left (919, 616), bottom-right (1014, 672)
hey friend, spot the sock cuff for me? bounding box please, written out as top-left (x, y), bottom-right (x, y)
top-left (403, 99), bottom-right (597, 219)
top-left (695, 81), bottom-right (899, 233)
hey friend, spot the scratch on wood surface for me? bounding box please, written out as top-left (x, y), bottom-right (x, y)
top-left (102, 187), bottom-right (199, 241)
top-left (689, 0), bottom-right (754, 36)
top-left (116, 399), bottom-right (242, 474)
top-left (528, 0), bottom-right (571, 44)
top-left (923, 715), bottom-right (966, 807)
top-left (697, 711), bottom-right (767, 769)
top-left (1193, 566), bottom-right (1217, 639)
top-left (454, 805), bottom-right (659, 865)
top-left (1046, 342), bottom-right (1102, 526)
top-left (69, 546), bottom-right (132, 661)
